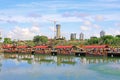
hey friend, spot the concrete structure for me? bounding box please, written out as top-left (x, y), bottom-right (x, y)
top-left (80, 32), bottom-right (84, 40)
top-left (70, 33), bottom-right (76, 40)
top-left (56, 24), bottom-right (61, 39)
top-left (100, 30), bottom-right (105, 37)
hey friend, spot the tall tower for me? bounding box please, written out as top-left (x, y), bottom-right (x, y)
top-left (80, 32), bottom-right (84, 40)
top-left (70, 33), bottom-right (76, 40)
top-left (100, 30), bottom-right (105, 37)
top-left (56, 24), bottom-right (61, 39)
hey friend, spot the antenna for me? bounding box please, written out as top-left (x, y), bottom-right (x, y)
top-left (47, 19), bottom-right (57, 39)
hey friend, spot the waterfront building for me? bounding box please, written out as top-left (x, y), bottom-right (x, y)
top-left (70, 33), bottom-right (76, 40)
top-left (56, 24), bottom-right (61, 39)
top-left (80, 32), bottom-right (84, 40)
top-left (100, 30), bottom-right (105, 37)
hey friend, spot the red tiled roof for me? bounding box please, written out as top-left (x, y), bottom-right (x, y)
top-left (85, 45), bottom-right (109, 48)
top-left (34, 46), bottom-right (48, 48)
top-left (56, 46), bottom-right (73, 49)
top-left (17, 46), bottom-right (27, 48)
top-left (2, 46), bottom-right (12, 49)
top-left (2, 45), bottom-right (12, 49)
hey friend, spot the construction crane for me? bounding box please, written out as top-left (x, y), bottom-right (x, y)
top-left (47, 19), bottom-right (57, 39)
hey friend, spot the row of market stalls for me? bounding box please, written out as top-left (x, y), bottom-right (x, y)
top-left (2, 45), bottom-right (120, 57)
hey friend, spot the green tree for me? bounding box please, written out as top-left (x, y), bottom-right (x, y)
top-left (116, 35), bottom-right (120, 38)
top-left (87, 37), bottom-right (99, 45)
top-left (26, 40), bottom-right (35, 46)
top-left (113, 37), bottom-right (120, 46)
top-left (39, 36), bottom-right (48, 44)
top-left (3, 38), bottom-right (12, 44)
top-left (33, 35), bottom-right (41, 44)
top-left (101, 35), bottom-right (114, 45)
top-left (101, 35), bottom-right (114, 40)
top-left (33, 35), bottom-right (48, 45)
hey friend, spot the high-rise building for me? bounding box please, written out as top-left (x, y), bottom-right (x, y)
top-left (80, 32), bottom-right (84, 40)
top-left (56, 24), bottom-right (61, 39)
top-left (100, 30), bottom-right (105, 37)
top-left (70, 33), bottom-right (76, 40)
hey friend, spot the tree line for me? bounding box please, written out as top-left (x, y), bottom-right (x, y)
top-left (2, 35), bottom-right (48, 46)
top-left (87, 35), bottom-right (120, 46)
top-left (1, 35), bottom-right (120, 47)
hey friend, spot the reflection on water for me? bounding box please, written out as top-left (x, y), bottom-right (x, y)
top-left (0, 53), bottom-right (120, 80)
top-left (3, 53), bottom-right (77, 65)
top-left (2, 53), bottom-right (120, 65)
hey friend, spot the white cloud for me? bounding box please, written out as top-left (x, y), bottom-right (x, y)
top-left (0, 14), bottom-right (84, 24)
top-left (106, 28), bottom-right (120, 36)
top-left (61, 32), bottom-right (70, 39)
top-left (83, 20), bottom-right (92, 26)
top-left (43, 14), bottom-right (83, 22)
top-left (115, 23), bottom-right (120, 27)
top-left (0, 0), bottom-right (120, 40)
top-left (62, 12), bottom-right (89, 18)
top-left (30, 25), bottom-right (40, 33)
top-left (62, 12), bottom-right (73, 17)
top-left (6, 26), bottom-right (41, 40)
top-left (80, 20), bottom-right (101, 31)
top-left (49, 26), bottom-right (56, 32)
top-left (0, 12), bottom-right (119, 25)
top-left (100, 14), bottom-right (120, 21)
top-left (15, 1), bottom-right (120, 11)
top-left (93, 24), bottom-right (100, 29)
top-left (80, 26), bottom-right (91, 31)
top-left (94, 15), bottom-right (105, 21)
top-left (0, 15), bottom-right (45, 24)
top-left (6, 31), bottom-right (13, 38)
top-left (27, 13), bottom-right (41, 18)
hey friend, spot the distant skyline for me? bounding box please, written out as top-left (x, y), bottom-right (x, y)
top-left (0, 0), bottom-right (120, 40)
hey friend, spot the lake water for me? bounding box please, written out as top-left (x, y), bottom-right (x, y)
top-left (0, 53), bottom-right (120, 80)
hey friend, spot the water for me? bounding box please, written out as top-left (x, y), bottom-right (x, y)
top-left (0, 53), bottom-right (120, 80)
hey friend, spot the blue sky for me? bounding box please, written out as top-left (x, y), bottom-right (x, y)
top-left (0, 0), bottom-right (120, 40)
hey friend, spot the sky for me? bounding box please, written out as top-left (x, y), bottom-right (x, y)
top-left (0, 0), bottom-right (120, 40)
